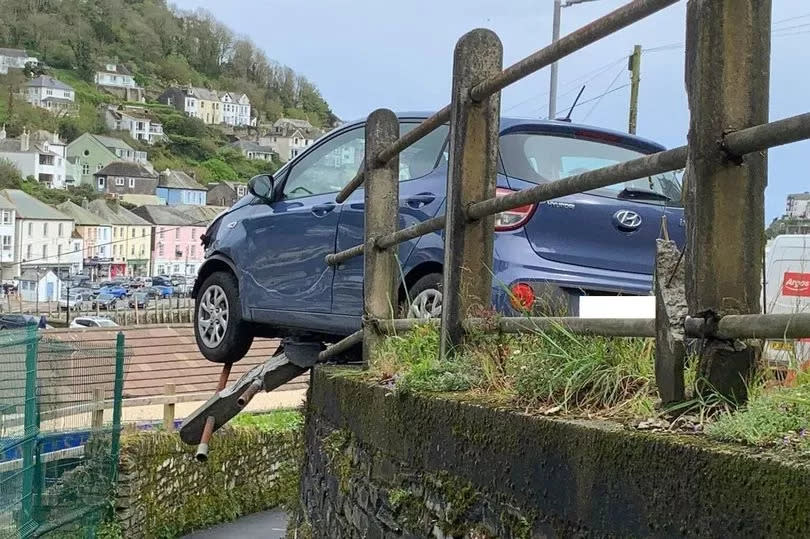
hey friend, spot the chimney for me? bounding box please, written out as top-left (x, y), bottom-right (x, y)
top-left (53, 131), bottom-right (59, 144)
top-left (81, 197), bottom-right (89, 210)
top-left (0, 124), bottom-right (5, 140)
top-left (20, 128), bottom-right (29, 152)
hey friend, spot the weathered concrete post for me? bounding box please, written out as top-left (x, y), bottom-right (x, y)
top-left (440, 29), bottom-right (503, 358)
top-left (684, 0), bottom-right (771, 400)
top-left (654, 240), bottom-right (687, 404)
top-left (362, 109), bottom-right (400, 364)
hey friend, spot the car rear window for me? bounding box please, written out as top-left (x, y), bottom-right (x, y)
top-left (499, 132), bottom-right (682, 206)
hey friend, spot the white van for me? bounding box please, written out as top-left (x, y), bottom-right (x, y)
top-left (763, 235), bottom-right (810, 367)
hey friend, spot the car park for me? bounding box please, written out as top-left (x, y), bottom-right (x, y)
top-left (97, 285), bottom-right (127, 299)
top-left (58, 291), bottom-right (93, 311)
top-left (92, 293), bottom-right (118, 310)
top-left (128, 292), bottom-right (150, 309)
top-left (70, 316), bottom-right (119, 328)
top-left (192, 113), bottom-right (685, 363)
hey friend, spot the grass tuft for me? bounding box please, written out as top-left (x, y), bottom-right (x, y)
top-left (230, 409), bottom-right (303, 432)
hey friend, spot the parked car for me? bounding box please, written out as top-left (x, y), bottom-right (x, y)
top-left (70, 316), bottom-right (119, 328)
top-left (191, 113), bottom-right (685, 363)
top-left (58, 292), bottom-right (92, 311)
top-left (150, 276), bottom-right (173, 287)
top-left (148, 285), bottom-right (173, 299)
top-left (128, 292), bottom-right (150, 309)
top-left (92, 293), bottom-right (118, 310)
top-left (0, 314), bottom-right (39, 330)
top-left (97, 285), bottom-right (127, 299)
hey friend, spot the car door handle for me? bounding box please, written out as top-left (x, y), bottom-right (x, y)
top-left (405, 194), bottom-right (436, 209)
top-left (311, 203), bottom-right (337, 217)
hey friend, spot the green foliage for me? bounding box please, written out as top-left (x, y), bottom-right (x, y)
top-left (0, 159), bottom-right (23, 189)
top-left (199, 158), bottom-right (237, 181)
top-left (707, 381), bottom-right (810, 450)
top-left (231, 409), bottom-right (303, 432)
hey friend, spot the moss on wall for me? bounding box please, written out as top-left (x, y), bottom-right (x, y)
top-left (116, 424), bottom-right (302, 539)
top-left (300, 367), bottom-right (810, 538)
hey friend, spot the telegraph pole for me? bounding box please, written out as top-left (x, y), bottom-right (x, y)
top-left (628, 44), bottom-right (642, 134)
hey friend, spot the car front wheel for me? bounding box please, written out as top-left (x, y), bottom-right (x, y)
top-left (195, 271), bottom-right (253, 363)
top-left (404, 273), bottom-right (443, 319)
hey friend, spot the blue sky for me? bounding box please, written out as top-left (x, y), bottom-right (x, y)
top-left (174, 0), bottom-right (810, 222)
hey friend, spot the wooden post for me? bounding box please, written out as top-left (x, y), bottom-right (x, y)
top-left (134, 297), bottom-right (139, 325)
top-left (91, 387), bottom-right (104, 428)
top-left (163, 383), bottom-right (176, 432)
top-left (362, 109), bottom-right (400, 364)
top-left (440, 29), bottom-right (503, 358)
top-left (684, 0), bottom-right (771, 400)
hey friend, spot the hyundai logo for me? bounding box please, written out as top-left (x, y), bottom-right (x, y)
top-left (613, 209), bottom-right (642, 231)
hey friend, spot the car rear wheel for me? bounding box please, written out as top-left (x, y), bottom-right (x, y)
top-left (195, 271), bottom-right (253, 363)
top-left (404, 273), bottom-right (443, 319)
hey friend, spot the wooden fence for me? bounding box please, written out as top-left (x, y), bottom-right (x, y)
top-left (317, 0), bottom-right (810, 403)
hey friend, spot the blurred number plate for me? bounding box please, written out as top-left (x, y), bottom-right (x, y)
top-left (770, 340), bottom-right (794, 351)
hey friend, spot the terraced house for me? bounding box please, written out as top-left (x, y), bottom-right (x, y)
top-left (67, 133), bottom-right (150, 185)
top-left (56, 201), bottom-right (113, 280)
top-left (158, 86), bottom-right (221, 125)
top-left (87, 200), bottom-right (152, 277)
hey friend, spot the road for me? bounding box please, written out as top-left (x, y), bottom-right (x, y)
top-left (181, 510), bottom-right (287, 539)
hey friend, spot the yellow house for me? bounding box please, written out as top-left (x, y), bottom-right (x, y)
top-left (190, 87), bottom-right (221, 125)
top-left (87, 199), bottom-right (153, 277)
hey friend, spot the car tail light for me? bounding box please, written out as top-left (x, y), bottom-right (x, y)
top-left (494, 188), bottom-right (536, 231)
top-left (510, 282), bottom-right (535, 311)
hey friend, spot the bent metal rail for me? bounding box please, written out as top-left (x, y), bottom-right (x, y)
top-left (317, 0), bottom-right (810, 403)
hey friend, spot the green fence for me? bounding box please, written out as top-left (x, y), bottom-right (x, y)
top-left (0, 328), bottom-right (126, 538)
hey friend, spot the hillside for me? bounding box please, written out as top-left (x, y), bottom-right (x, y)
top-left (0, 0), bottom-right (338, 189)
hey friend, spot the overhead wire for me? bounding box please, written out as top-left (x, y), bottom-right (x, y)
top-left (582, 66), bottom-right (625, 123)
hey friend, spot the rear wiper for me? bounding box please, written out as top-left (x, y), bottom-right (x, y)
top-left (617, 187), bottom-right (671, 202)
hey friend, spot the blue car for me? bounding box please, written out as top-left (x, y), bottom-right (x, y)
top-left (192, 113), bottom-right (684, 363)
top-left (97, 285), bottom-right (127, 299)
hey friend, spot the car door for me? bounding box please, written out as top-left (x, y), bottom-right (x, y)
top-left (241, 126), bottom-right (366, 318)
top-left (332, 120), bottom-right (450, 317)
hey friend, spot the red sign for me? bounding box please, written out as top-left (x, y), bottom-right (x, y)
top-left (782, 272), bottom-right (810, 297)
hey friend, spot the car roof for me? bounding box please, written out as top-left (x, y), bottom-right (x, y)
top-left (342, 111), bottom-right (665, 154)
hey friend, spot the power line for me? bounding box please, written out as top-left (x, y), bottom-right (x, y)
top-left (549, 84), bottom-right (630, 120)
top-left (773, 12), bottom-right (810, 26)
top-left (583, 66), bottom-right (625, 123)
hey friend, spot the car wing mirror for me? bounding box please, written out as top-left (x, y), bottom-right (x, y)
top-left (248, 174), bottom-right (275, 202)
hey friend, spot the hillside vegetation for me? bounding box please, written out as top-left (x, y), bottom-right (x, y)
top-left (0, 0), bottom-right (338, 187)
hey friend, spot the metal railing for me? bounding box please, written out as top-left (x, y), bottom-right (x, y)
top-left (319, 0), bottom-right (808, 403)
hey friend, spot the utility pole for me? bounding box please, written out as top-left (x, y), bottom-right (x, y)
top-left (628, 44), bottom-right (642, 134)
top-left (548, 0), bottom-right (603, 120)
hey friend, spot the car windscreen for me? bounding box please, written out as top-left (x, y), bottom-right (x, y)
top-left (499, 132), bottom-right (682, 206)
top-left (96, 319), bottom-right (117, 327)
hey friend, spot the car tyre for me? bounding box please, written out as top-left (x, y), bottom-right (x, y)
top-left (403, 273), bottom-right (443, 319)
top-left (195, 271), bottom-right (253, 363)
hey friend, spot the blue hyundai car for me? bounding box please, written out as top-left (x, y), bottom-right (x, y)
top-left (192, 113), bottom-right (684, 363)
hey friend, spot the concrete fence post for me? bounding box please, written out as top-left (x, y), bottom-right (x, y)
top-left (440, 29), bottom-right (503, 358)
top-left (362, 109), bottom-right (400, 364)
top-left (684, 0), bottom-right (771, 400)
top-left (163, 383), bottom-right (176, 432)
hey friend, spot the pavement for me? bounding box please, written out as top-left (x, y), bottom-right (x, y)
top-left (181, 510), bottom-right (288, 539)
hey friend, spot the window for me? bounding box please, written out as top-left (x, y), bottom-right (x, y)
top-left (58, 223), bottom-right (63, 237)
top-left (46, 89), bottom-right (52, 96)
top-left (82, 163), bottom-right (90, 175)
top-left (175, 228), bottom-right (180, 239)
top-left (158, 244), bottom-right (164, 256)
top-left (191, 245), bottom-right (196, 258)
top-left (173, 264), bottom-right (180, 273)
top-left (236, 186), bottom-right (246, 197)
top-left (43, 223), bottom-right (48, 237)
top-left (131, 228), bottom-right (135, 238)
top-left (498, 133), bottom-right (683, 206)
top-left (282, 127), bottom-right (367, 200)
top-left (159, 227), bottom-right (165, 239)
top-left (2, 235), bottom-right (11, 251)
top-left (115, 177), bottom-right (124, 188)
top-left (26, 245), bottom-right (31, 259)
top-left (293, 137), bottom-right (299, 145)
top-left (74, 241), bottom-right (80, 251)
top-left (1, 211), bottom-right (10, 225)
top-left (128, 177), bottom-right (135, 188)
top-left (39, 154), bottom-right (54, 166)
top-left (98, 177), bottom-right (105, 189)
top-left (142, 228), bottom-right (146, 237)
top-left (130, 245), bottom-right (134, 256)
top-left (57, 245), bottom-right (62, 258)
top-left (27, 222), bottom-right (32, 236)
top-left (42, 245), bottom-right (47, 259)
top-left (96, 164), bottom-right (103, 171)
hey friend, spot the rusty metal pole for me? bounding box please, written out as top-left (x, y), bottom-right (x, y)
top-left (440, 29), bottom-right (503, 358)
top-left (684, 0), bottom-right (771, 401)
top-left (195, 362), bottom-right (231, 461)
top-left (362, 109), bottom-right (400, 364)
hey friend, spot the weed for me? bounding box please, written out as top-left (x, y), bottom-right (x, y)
top-left (231, 409), bottom-right (303, 432)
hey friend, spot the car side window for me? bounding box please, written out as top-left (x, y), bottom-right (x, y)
top-left (398, 123), bottom-right (449, 181)
top-left (283, 127), bottom-right (365, 200)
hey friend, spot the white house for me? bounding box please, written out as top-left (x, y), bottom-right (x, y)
top-left (19, 269), bottom-right (62, 302)
top-left (95, 63), bottom-right (138, 89)
top-left (0, 48), bottom-right (37, 75)
top-left (220, 92), bottom-right (253, 127)
top-left (25, 76), bottom-right (76, 116)
top-left (261, 118), bottom-right (323, 162)
top-left (1, 189), bottom-right (79, 277)
top-left (230, 140), bottom-right (276, 162)
top-left (0, 127), bottom-right (67, 189)
top-left (104, 105), bottom-right (164, 144)
top-left (0, 194), bottom-right (16, 282)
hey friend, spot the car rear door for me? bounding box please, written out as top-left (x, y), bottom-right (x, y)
top-left (240, 126), bottom-right (366, 317)
top-left (499, 129), bottom-right (684, 278)
top-left (331, 120), bottom-right (450, 316)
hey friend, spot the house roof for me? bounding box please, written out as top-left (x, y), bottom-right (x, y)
top-left (274, 117), bottom-right (314, 129)
top-left (0, 193), bottom-right (15, 211)
top-left (19, 269), bottom-right (54, 282)
top-left (0, 190), bottom-right (72, 220)
top-left (132, 204), bottom-right (226, 226)
top-left (788, 193), bottom-right (810, 201)
top-left (0, 48), bottom-right (29, 58)
top-left (95, 161), bottom-right (158, 179)
top-left (121, 194), bottom-right (163, 207)
top-left (158, 169), bottom-right (206, 191)
top-left (87, 199), bottom-right (151, 226)
top-left (98, 63), bottom-right (132, 76)
top-left (231, 140), bottom-right (275, 154)
top-left (92, 134), bottom-right (134, 151)
top-left (108, 106), bottom-right (158, 122)
top-left (26, 75), bottom-right (72, 91)
top-left (189, 87), bottom-right (219, 101)
top-left (55, 200), bottom-right (107, 226)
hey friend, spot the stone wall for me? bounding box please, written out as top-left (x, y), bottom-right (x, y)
top-left (116, 426), bottom-right (301, 538)
top-left (300, 367), bottom-right (810, 538)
